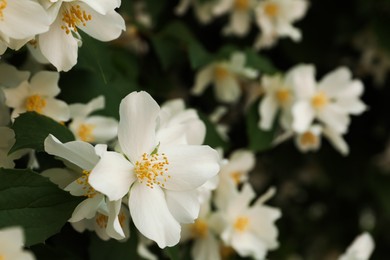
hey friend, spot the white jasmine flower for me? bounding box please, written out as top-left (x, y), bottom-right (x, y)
top-left (69, 96), bottom-right (118, 143)
top-left (215, 183), bottom-right (281, 260)
top-left (258, 73), bottom-right (294, 130)
top-left (3, 71), bottom-right (70, 122)
top-left (290, 65), bottom-right (366, 134)
top-left (88, 91), bottom-right (220, 248)
top-left (339, 232), bottom-right (374, 260)
top-left (254, 0), bottom-right (308, 49)
top-left (175, 0), bottom-right (214, 24)
top-left (0, 226), bottom-right (35, 260)
top-left (36, 0), bottom-right (125, 71)
top-left (214, 150), bottom-right (255, 209)
top-left (192, 52), bottom-right (258, 103)
top-left (213, 0), bottom-right (257, 36)
top-left (44, 135), bottom-right (127, 240)
top-left (0, 0), bottom-right (49, 54)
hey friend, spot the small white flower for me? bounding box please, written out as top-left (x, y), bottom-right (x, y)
top-left (0, 0), bottom-right (49, 54)
top-left (254, 0), bottom-right (308, 49)
top-left (192, 52), bottom-right (258, 103)
top-left (175, 0), bottom-right (214, 24)
top-left (213, 0), bottom-right (257, 36)
top-left (290, 65), bottom-right (366, 134)
top-left (215, 183), bottom-right (281, 260)
top-left (339, 232), bottom-right (374, 260)
top-left (36, 0), bottom-right (125, 71)
top-left (0, 226), bottom-right (35, 260)
top-left (3, 71), bottom-right (70, 122)
top-left (88, 91), bottom-right (220, 248)
top-left (69, 96), bottom-right (118, 143)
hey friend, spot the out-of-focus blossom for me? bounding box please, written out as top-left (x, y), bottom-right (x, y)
top-left (339, 232), bottom-right (374, 260)
top-left (175, 0), bottom-right (215, 24)
top-left (0, 226), bottom-right (35, 260)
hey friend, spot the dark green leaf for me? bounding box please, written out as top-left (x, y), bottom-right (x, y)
top-left (244, 48), bottom-right (277, 74)
top-left (0, 168), bottom-right (83, 246)
top-left (246, 101), bottom-right (277, 152)
top-left (164, 246), bottom-right (180, 260)
top-left (10, 112), bottom-right (74, 154)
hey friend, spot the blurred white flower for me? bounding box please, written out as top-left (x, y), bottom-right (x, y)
top-left (339, 232), bottom-right (374, 260)
top-left (44, 135), bottom-right (127, 240)
top-left (192, 52), bottom-right (258, 103)
top-left (0, 0), bottom-right (49, 54)
top-left (175, 0), bottom-right (215, 24)
top-left (69, 96), bottom-right (118, 144)
top-left (254, 0), bottom-right (308, 49)
top-left (290, 65), bottom-right (366, 134)
top-left (209, 106), bottom-right (230, 141)
top-left (3, 71), bottom-right (70, 122)
top-left (0, 226), bottom-right (35, 260)
top-left (88, 91), bottom-right (220, 248)
top-left (35, 0), bottom-right (125, 71)
top-left (214, 183), bottom-right (281, 260)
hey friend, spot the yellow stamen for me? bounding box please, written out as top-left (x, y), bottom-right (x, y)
top-left (230, 171), bottom-right (242, 185)
top-left (61, 4), bottom-right (92, 34)
top-left (264, 2), bottom-right (279, 17)
top-left (78, 124), bottom-right (95, 142)
top-left (76, 170), bottom-right (97, 198)
top-left (311, 91), bottom-right (328, 109)
top-left (299, 131), bottom-right (317, 147)
top-left (191, 219), bottom-right (208, 238)
top-left (234, 0), bottom-right (249, 11)
top-left (134, 152), bottom-right (170, 189)
top-left (25, 95), bottom-right (47, 114)
top-left (95, 213), bottom-right (108, 229)
top-left (234, 216), bottom-right (249, 232)
top-left (0, 0), bottom-right (7, 20)
top-left (214, 66), bottom-right (229, 81)
top-left (0, 255), bottom-right (4, 260)
top-left (118, 211), bottom-right (126, 228)
top-left (275, 88), bottom-right (290, 105)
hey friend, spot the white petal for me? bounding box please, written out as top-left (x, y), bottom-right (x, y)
top-left (339, 232), bottom-right (374, 260)
top-left (44, 134), bottom-right (99, 170)
top-left (323, 127), bottom-right (349, 156)
top-left (118, 91), bottom-right (160, 163)
top-left (80, 0), bottom-right (120, 14)
top-left (129, 183), bottom-right (181, 248)
top-left (106, 200), bottom-right (126, 240)
top-left (161, 145), bottom-right (220, 191)
top-left (192, 235), bottom-right (221, 260)
top-left (317, 105), bottom-right (350, 134)
top-left (0, 63), bottom-right (30, 88)
top-left (3, 81), bottom-right (30, 109)
top-left (231, 232), bottom-right (267, 259)
top-left (228, 10), bottom-right (251, 36)
top-left (42, 98), bottom-right (70, 122)
top-left (69, 194), bottom-right (104, 222)
top-left (292, 101), bottom-right (315, 133)
top-left (335, 98), bottom-right (366, 115)
top-left (166, 190), bottom-right (200, 223)
top-left (318, 67), bottom-right (352, 97)
top-left (215, 75), bottom-right (241, 103)
top-left (285, 64), bottom-right (316, 99)
top-left (69, 96), bottom-right (105, 118)
top-left (89, 151), bottom-right (135, 201)
top-left (259, 95), bottom-right (278, 130)
top-left (191, 64), bottom-right (214, 96)
top-left (30, 71), bottom-right (60, 97)
top-left (84, 116), bottom-right (118, 143)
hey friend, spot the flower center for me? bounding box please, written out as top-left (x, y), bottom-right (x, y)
top-left (214, 66), bottom-right (229, 81)
top-left (95, 213), bottom-right (108, 228)
top-left (76, 170), bottom-right (97, 198)
top-left (230, 171), bottom-right (242, 185)
top-left (234, 216), bottom-right (249, 232)
top-left (0, 255), bottom-right (4, 260)
top-left (78, 123), bottom-right (95, 142)
top-left (61, 4), bottom-right (92, 34)
top-left (0, 0), bottom-right (7, 20)
top-left (25, 95), bottom-right (47, 113)
top-left (275, 88), bottom-right (290, 105)
top-left (134, 153), bottom-right (170, 189)
top-left (299, 131), bottom-right (318, 147)
top-left (191, 219), bottom-right (208, 238)
top-left (264, 2), bottom-right (279, 17)
top-left (311, 91), bottom-right (328, 109)
top-left (234, 0), bottom-right (249, 11)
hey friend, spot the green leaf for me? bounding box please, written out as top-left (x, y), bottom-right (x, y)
top-left (246, 101), bottom-right (277, 152)
top-left (164, 246), bottom-right (180, 260)
top-left (10, 112), bottom-right (74, 154)
top-left (0, 168), bottom-right (83, 246)
top-left (89, 228), bottom-right (140, 260)
top-left (244, 48), bottom-right (277, 74)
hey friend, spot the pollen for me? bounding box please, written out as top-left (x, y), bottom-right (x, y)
top-left (275, 88), bottom-right (290, 105)
top-left (311, 91), bottom-right (328, 109)
top-left (61, 4), bottom-right (92, 34)
top-left (134, 152), bottom-right (170, 189)
top-left (234, 0), bottom-right (250, 11)
top-left (234, 216), bottom-right (249, 232)
top-left (191, 219), bottom-right (208, 238)
top-left (76, 170), bottom-right (97, 198)
top-left (78, 123), bottom-right (95, 142)
top-left (214, 66), bottom-right (230, 81)
top-left (230, 171), bottom-right (242, 185)
top-left (0, 0), bottom-right (7, 20)
top-left (118, 211), bottom-right (126, 228)
top-left (300, 131), bottom-right (318, 147)
top-left (95, 213), bottom-right (108, 229)
top-left (25, 95), bottom-right (47, 114)
top-left (264, 2), bottom-right (279, 17)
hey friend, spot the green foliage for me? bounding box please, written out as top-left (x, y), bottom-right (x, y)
top-left (10, 112), bottom-right (74, 154)
top-left (0, 169), bottom-right (83, 246)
